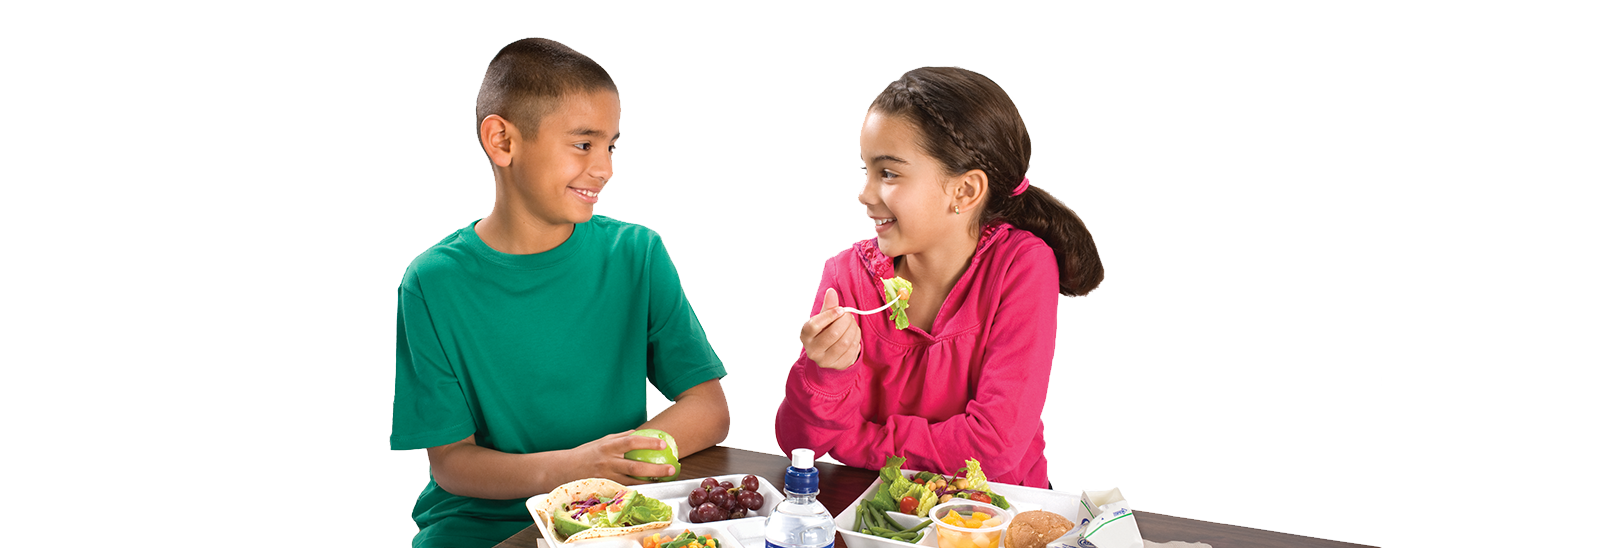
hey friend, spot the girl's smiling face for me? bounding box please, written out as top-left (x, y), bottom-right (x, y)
top-left (859, 110), bottom-right (975, 258)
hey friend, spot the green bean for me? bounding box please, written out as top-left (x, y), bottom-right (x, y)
top-left (873, 507), bottom-right (893, 531)
top-left (883, 511), bottom-right (905, 532)
top-left (905, 519), bottom-right (932, 532)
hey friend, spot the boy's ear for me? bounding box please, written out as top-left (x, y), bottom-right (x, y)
top-left (480, 115), bottom-right (515, 168)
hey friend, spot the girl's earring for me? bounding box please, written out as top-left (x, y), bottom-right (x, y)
top-left (954, 205), bottom-right (961, 214)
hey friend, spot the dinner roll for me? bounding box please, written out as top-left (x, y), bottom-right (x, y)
top-left (1004, 510), bottom-right (1074, 548)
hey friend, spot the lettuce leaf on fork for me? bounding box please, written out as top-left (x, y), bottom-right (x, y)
top-left (881, 277), bottom-right (914, 330)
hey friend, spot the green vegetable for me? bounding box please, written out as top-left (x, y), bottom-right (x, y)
top-left (876, 455), bottom-right (937, 517)
top-left (605, 490), bottom-right (673, 527)
top-left (881, 277), bottom-right (914, 330)
top-left (661, 530), bottom-right (706, 548)
top-left (552, 513), bottom-right (591, 539)
top-left (960, 458), bottom-right (1010, 510)
top-left (880, 456), bottom-right (908, 485)
top-left (856, 502), bottom-right (933, 544)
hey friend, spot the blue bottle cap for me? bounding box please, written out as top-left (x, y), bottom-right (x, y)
top-left (785, 449), bottom-right (819, 495)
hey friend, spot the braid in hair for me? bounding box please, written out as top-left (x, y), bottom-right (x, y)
top-left (904, 85), bottom-right (995, 177)
top-left (869, 67), bottom-right (1104, 296)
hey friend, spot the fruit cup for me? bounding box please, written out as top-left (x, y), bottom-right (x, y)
top-left (930, 500), bottom-right (1011, 548)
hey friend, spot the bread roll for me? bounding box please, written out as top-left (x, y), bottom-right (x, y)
top-left (1004, 510), bottom-right (1073, 548)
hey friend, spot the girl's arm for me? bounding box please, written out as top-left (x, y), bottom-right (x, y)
top-left (775, 256), bottom-right (869, 458)
top-left (810, 243), bottom-right (1061, 482)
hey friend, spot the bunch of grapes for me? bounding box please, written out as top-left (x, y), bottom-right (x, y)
top-left (687, 475), bottom-right (766, 523)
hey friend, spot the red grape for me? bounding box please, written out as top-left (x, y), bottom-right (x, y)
top-left (694, 502), bottom-right (719, 523)
top-left (708, 488), bottom-right (729, 507)
top-left (700, 478), bottom-right (720, 490)
top-left (738, 491), bottom-right (764, 511)
top-left (718, 494), bottom-right (737, 511)
top-left (741, 475), bottom-right (761, 492)
top-left (688, 489), bottom-right (708, 506)
top-left (730, 507), bottom-right (747, 519)
top-left (719, 481), bottom-right (734, 490)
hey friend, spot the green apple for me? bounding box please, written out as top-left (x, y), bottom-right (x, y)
top-left (624, 429), bottom-right (680, 482)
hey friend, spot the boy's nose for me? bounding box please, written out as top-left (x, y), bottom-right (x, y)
top-left (590, 152), bottom-right (613, 184)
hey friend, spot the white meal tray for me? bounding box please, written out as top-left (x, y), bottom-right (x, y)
top-left (529, 474), bottom-right (785, 548)
top-left (832, 470), bottom-right (1085, 548)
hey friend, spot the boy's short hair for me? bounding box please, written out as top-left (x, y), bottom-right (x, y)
top-left (476, 38), bottom-right (617, 141)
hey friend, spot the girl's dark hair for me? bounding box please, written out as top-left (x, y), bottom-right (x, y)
top-left (870, 67), bottom-right (1104, 296)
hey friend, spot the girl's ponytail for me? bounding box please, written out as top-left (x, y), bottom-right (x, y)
top-left (871, 67), bottom-right (1104, 296)
top-left (988, 184), bottom-right (1103, 296)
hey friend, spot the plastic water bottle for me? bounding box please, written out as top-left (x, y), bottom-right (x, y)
top-left (764, 448), bottom-right (835, 548)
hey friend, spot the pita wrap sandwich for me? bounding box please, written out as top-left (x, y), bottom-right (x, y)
top-left (533, 478), bottom-right (674, 543)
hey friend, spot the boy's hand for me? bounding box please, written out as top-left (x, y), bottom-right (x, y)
top-left (568, 431), bottom-right (677, 485)
top-left (800, 288), bottom-right (861, 370)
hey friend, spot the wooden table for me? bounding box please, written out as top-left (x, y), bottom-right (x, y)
top-left (498, 446), bottom-right (1375, 548)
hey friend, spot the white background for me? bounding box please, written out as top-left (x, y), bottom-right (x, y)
top-left (387, 37), bottom-right (1376, 548)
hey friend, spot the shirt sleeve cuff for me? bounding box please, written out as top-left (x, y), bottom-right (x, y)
top-left (803, 354), bottom-right (863, 396)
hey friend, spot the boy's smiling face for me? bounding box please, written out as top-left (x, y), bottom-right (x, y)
top-left (502, 90), bottom-right (621, 228)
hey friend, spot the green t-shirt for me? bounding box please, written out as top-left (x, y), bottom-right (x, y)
top-left (391, 216), bottom-right (725, 547)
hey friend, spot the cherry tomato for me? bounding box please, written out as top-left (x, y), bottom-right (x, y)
top-left (899, 495), bottom-right (919, 514)
top-left (969, 492), bottom-right (992, 504)
top-left (912, 477), bottom-right (926, 485)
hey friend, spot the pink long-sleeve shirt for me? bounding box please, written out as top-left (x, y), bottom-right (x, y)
top-left (775, 222), bottom-right (1060, 488)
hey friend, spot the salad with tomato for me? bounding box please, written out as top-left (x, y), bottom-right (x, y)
top-left (863, 456), bottom-right (1010, 518)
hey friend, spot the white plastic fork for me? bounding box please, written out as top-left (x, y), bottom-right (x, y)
top-left (838, 294), bottom-right (900, 316)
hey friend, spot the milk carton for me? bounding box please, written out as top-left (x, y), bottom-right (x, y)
top-left (1072, 488), bottom-right (1142, 548)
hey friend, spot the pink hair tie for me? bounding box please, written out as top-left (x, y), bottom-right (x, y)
top-left (1011, 177), bottom-right (1030, 197)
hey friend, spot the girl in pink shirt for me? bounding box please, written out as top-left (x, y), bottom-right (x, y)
top-left (775, 67), bottom-right (1104, 488)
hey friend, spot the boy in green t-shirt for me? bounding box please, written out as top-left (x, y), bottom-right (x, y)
top-left (391, 38), bottom-right (730, 548)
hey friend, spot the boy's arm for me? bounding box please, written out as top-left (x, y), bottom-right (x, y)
top-left (639, 378), bottom-right (730, 457)
top-left (428, 378), bottom-right (725, 500)
top-left (426, 431), bottom-right (678, 500)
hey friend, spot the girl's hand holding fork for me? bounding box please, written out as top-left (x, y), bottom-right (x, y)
top-left (799, 288), bottom-right (862, 370)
